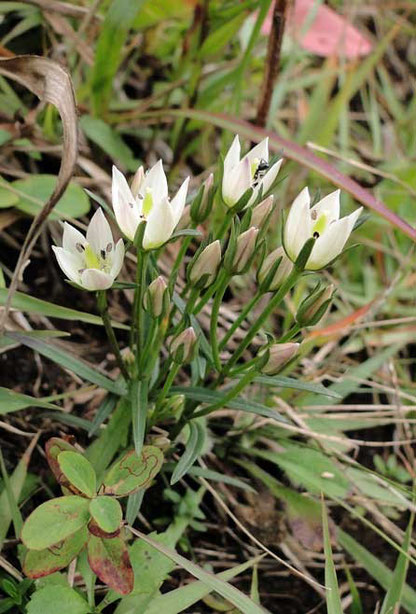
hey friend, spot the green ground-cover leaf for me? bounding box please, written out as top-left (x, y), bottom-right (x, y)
top-left (23, 526), bottom-right (88, 578)
top-left (21, 496), bottom-right (90, 550)
top-left (26, 585), bottom-right (90, 614)
top-left (89, 496), bottom-right (122, 533)
top-left (87, 534), bottom-right (133, 595)
top-left (11, 175), bottom-right (89, 219)
top-left (0, 387), bottom-right (60, 414)
top-left (57, 451), bottom-right (97, 498)
top-left (101, 446), bottom-right (163, 496)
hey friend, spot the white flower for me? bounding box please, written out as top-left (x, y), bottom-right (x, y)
top-left (222, 136), bottom-right (282, 208)
top-left (283, 188), bottom-right (362, 270)
top-left (53, 208), bottom-right (124, 291)
top-left (112, 161), bottom-right (189, 250)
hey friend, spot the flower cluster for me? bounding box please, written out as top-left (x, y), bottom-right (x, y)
top-left (53, 135), bottom-right (362, 297)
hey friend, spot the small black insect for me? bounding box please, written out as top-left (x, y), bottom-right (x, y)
top-left (253, 159), bottom-right (269, 187)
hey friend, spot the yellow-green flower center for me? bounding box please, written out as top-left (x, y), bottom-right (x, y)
top-left (312, 211), bottom-right (328, 237)
top-left (142, 188), bottom-right (153, 217)
top-left (84, 244), bottom-right (100, 269)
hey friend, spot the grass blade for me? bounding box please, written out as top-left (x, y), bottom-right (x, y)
top-left (322, 498), bottom-right (343, 614)
top-left (170, 421), bottom-right (205, 485)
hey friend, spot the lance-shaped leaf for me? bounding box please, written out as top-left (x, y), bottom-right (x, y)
top-left (21, 496), bottom-right (90, 550)
top-left (87, 533), bottom-right (133, 595)
top-left (101, 446), bottom-right (163, 497)
top-left (45, 437), bottom-right (78, 488)
top-left (89, 496), bottom-right (122, 534)
top-left (57, 451), bottom-right (97, 498)
top-left (23, 525), bottom-right (88, 578)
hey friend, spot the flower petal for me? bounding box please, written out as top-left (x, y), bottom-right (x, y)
top-left (223, 135), bottom-right (241, 173)
top-left (223, 157), bottom-right (252, 207)
top-left (62, 222), bottom-right (86, 256)
top-left (170, 176), bottom-right (189, 227)
top-left (242, 137), bottom-right (269, 165)
top-left (86, 208), bottom-right (113, 255)
top-left (306, 207), bottom-right (362, 270)
top-left (283, 187), bottom-right (311, 261)
top-left (112, 165), bottom-right (141, 240)
top-left (110, 238), bottom-right (125, 278)
top-left (310, 189), bottom-right (340, 224)
top-left (53, 247), bottom-right (82, 285)
top-left (139, 160), bottom-right (168, 206)
top-left (143, 197), bottom-right (175, 250)
top-left (258, 158), bottom-right (283, 195)
top-left (80, 269), bottom-right (113, 291)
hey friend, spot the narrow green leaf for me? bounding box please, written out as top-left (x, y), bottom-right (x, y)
top-left (131, 379), bottom-right (147, 457)
top-left (172, 386), bottom-right (287, 423)
top-left (0, 448), bottom-right (22, 540)
top-left (7, 333), bottom-right (126, 395)
top-left (80, 115), bottom-right (137, 171)
top-left (12, 175), bottom-right (90, 219)
top-left (129, 529), bottom-right (268, 614)
top-left (322, 499), bottom-right (343, 614)
top-left (89, 496), bottom-right (122, 534)
top-left (170, 421), bottom-right (205, 485)
top-left (21, 496), bottom-right (90, 550)
top-left (57, 451), bottom-right (97, 498)
top-left (338, 529), bottom-right (416, 614)
top-left (253, 375), bottom-right (341, 398)
top-left (0, 288), bottom-right (128, 328)
top-left (380, 512), bottom-right (414, 614)
top-left (144, 556), bottom-right (263, 614)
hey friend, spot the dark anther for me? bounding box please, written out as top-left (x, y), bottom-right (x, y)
top-left (101, 249), bottom-right (106, 259)
top-left (76, 242), bottom-right (85, 253)
top-left (106, 242), bottom-right (113, 253)
top-left (313, 231), bottom-right (320, 239)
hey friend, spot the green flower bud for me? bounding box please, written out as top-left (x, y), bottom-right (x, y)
top-left (190, 173), bottom-right (214, 223)
top-left (143, 276), bottom-right (170, 318)
top-left (188, 241), bottom-right (221, 288)
top-left (260, 342), bottom-right (299, 375)
top-left (231, 227), bottom-right (259, 275)
top-left (257, 246), bottom-right (293, 291)
top-left (296, 284), bottom-right (334, 326)
top-left (170, 327), bottom-right (198, 364)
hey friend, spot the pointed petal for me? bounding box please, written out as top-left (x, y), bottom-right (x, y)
top-left (131, 165), bottom-right (145, 198)
top-left (86, 208), bottom-right (113, 254)
top-left (62, 222), bottom-right (87, 255)
top-left (223, 135), bottom-right (241, 172)
top-left (283, 187), bottom-right (311, 261)
top-left (170, 176), bottom-right (189, 227)
top-left (143, 197), bottom-right (175, 250)
top-left (310, 189), bottom-right (340, 224)
top-left (53, 247), bottom-right (82, 284)
top-left (80, 269), bottom-right (113, 291)
top-left (258, 158), bottom-right (283, 195)
top-left (140, 160), bottom-right (168, 206)
top-left (110, 239), bottom-right (125, 278)
top-left (112, 165), bottom-right (141, 240)
top-left (223, 157), bottom-right (252, 207)
top-left (243, 137), bottom-right (269, 165)
top-left (306, 209), bottom-right (361, 270)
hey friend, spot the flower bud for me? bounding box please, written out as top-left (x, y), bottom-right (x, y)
top-left (296, 284), bottom-right (334, 326)
top-left (231, 227), bottom-right (259, 275)
top-left (188, 240), bottom-right (221, 288)
top-left (190, 173), bottom-right (214, 223)
top-left (260, 343), bottom-right (299, 375)
top-left (143, 276), bottom-right (169, 318)
top-left (170, 327), bottom-right (198, 364)
top-left (251, 195), bottom-right (274, 229)
top-left (130, 165), bottom-right (145, 198)
top-left (257, 246), bottom-right (293, 291)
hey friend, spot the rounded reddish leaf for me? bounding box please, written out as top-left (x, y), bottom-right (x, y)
top-left (23, 526), bottom-right (87, 578)
top-left (87, 534), bottom-right (133, 595)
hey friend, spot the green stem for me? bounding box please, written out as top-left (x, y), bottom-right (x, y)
top-left (192, 367), bottom-right (258, 419)
top-left (216, 208), bottom-right (233, 240)
top-left (219, 289), bottom-right (262, 350)
top-left (135, 250), bottom-right (149, 369)
top-left (156, 363), bottom-right (180, 408)
top-left (97, 291), bottom-right (129, 380)
top-left (223, 268), bottom-right (301, 374)
top-left (210, 271), bottom-right (229, 372)
top-left (139, 317), bottom-right (158, 373)
top-left (279, 322), bottom-right (301, 343)
top-left (194, 273), bottom-right (228, 315)
top-left (169, 235), bottom-right (193, 294)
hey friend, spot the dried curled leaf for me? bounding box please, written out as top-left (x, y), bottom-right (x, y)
top-left (0, 55), bottom-right (78, 331)
top-left (100, 446), bottom-right (164, 497)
